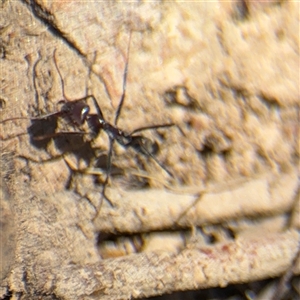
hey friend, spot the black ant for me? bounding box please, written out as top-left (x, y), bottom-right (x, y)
top-left (0, 32), bottom-right (175, 207)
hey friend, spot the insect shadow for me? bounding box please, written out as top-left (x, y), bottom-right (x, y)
top-left (1, 51), bottom-right (97, 164)
top-left (1, 33), bottom-right (176, 207)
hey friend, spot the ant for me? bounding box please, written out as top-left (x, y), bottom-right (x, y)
top-left (0, 32), bottom-right (175, 207)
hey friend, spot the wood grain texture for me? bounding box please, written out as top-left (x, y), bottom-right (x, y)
top-left (0, 0), bottom-right (299, 299)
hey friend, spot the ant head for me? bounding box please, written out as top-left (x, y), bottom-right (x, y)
top-left (61, 100), bottom-right (90, 126)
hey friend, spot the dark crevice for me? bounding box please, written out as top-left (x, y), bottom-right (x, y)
top-left (232, 0), bottom-right (250, 21)
top-left (164, 85), bottom-right (202, 111)
top-left (20, 0), bottom-right (113, 107)
top-left (20, 0), bottom-right (85, 58)
top-left (258, 93), bottom-right (282, 109)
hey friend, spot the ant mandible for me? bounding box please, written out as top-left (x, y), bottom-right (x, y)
top-left (0, 32), bottom-right (175, 206)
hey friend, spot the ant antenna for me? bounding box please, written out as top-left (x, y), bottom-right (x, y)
top-left (114, 31), bottom-right (132, 126)
top-left (130, 123), bottom-right (175, 135)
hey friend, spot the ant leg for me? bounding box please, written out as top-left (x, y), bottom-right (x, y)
top-left (55, 50), bottom-right (94, 110)
top-left (0, 117), bottom-right (32, 124)
top-left (148, 154), bottom-right (174, 178)
top-left (100, 137), bottom-right (115, 207)
top-left (114, 31), bottom-right (132, 126)
top-left (54, 49), bottom-right (94, 104)
top-left (129, 124), bottom-right (176, 177)
top-left (0, 112), bottom-right (64, 141)
top-left (129, 135), bottom-right (175, 178)
top-left (85, 95), bottom-right (104, 120)
top-left (31, 111), bottom-right (63, 120)
top-left (32, 130), bottom-right (85, 141)
top-left (130, 123), bottom-right (175, 135)
top-left (1, 51), bottom-right (63, 125)
top-left (0, 132), bottom-right (29, 141)
top-left (53, 49), bottom-right (97, 106)
top-left (0, 110), bottom-right (65, 125)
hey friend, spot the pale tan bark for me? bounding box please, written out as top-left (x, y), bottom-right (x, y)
top-left (0, 0), bottom-right (299, 299)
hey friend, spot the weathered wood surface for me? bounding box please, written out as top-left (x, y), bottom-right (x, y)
top-left (0, 1), bottom-right (299, 299)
